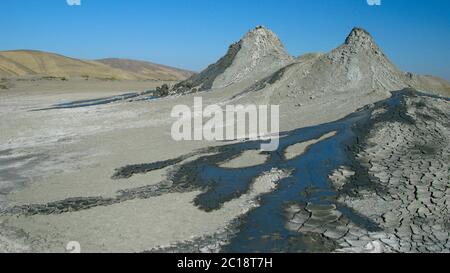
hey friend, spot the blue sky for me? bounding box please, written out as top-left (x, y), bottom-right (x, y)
top-left (1, 0), bottom-right (449, 80)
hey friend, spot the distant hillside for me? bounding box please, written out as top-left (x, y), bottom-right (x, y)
top-left (0, 50), bottom-right (194, 81)
top-left (96, 58), bottom-right (195, 82)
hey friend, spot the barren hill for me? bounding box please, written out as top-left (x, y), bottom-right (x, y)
top-left (0, 50), bottom-right (193, 81)
top-left (96, 58), bottom-right (195, 81)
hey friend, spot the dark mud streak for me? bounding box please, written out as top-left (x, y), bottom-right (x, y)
top-left (3, 181), bottom-right (177, 216)
top-left (112, 157), bottom-right (188, 180)
top-left (172, 42), bottom-right (243, 93)
top-left (31, 92), bottom-right (140, 111)
top-left (0, 149), bottom-right (13, 156)
top-left (229, 63), bottom-right (296, 100)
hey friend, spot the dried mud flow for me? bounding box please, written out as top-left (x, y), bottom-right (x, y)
top-left (4, 89), bottom-right (448, 253)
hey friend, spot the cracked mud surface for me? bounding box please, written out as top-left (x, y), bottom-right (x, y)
top-left (288, 91), bottom-right (450, 253)
top-left (340, 95), bottom-right (449, 252)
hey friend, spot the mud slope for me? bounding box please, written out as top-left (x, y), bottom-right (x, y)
top-left (172, 26), bottom-right (293, 93)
